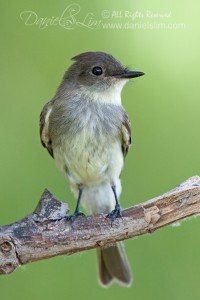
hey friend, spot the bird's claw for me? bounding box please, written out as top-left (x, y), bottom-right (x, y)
top-left (106, 204), bottom-right (123, 221)
top-left (66, 211), bottom-right (86, 223)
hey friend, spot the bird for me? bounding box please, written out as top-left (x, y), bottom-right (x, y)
top-left (40, 51), bottom-right (144, 287)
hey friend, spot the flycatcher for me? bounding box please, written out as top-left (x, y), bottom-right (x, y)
top-left (40, 52), bottom-right (144, 287)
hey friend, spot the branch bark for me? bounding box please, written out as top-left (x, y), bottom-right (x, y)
top-left (0, 176), bottom-right (200, 275)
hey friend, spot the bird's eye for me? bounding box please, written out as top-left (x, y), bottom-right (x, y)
top-left (92, 66), bottom-right (103, 76)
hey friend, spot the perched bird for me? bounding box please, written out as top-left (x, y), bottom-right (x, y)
top-left (40, 52), bottom-right (144, 287)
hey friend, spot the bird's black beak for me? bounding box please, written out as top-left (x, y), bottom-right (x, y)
top-left (114, 70), bottom-right (145, 79)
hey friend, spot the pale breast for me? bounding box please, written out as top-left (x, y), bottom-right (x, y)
top-left (49, 97), bottom-right (125, 187)
top-left (53, 127), bottom-right (123, 187)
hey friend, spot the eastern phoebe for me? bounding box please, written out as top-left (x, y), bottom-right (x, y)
top-left (40, 52), bottom-right (144, 287)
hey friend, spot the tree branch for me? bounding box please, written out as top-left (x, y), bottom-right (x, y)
top-left (0, 176), bottom-right (200, 275)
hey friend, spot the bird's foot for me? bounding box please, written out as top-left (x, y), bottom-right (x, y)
top-left (106, 204), bottom-right (123, 221)
top-left (67, 211), bottom-right (86, 223)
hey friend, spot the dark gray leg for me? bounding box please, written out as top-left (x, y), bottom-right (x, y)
top-left (67, 189), bottom-right (85, 222)
top-left (107, 185), bottom-right (123, 220)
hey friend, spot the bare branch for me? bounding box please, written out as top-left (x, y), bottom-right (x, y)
top-left (0, 176), bottom-right (200, 275)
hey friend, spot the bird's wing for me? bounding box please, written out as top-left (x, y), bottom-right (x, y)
top-left (121, 113), bottom-right (132, 158)
top-left (39, 100), bottom-right (54, 158)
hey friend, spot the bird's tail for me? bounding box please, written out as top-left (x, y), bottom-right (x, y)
top-left (97, 242), bottom-right (132, 287)
top-left (71, 179), bottom-right (132, 287)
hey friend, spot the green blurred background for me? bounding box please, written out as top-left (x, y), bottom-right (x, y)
top-left (1, 0), bottom-right (200, 299)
